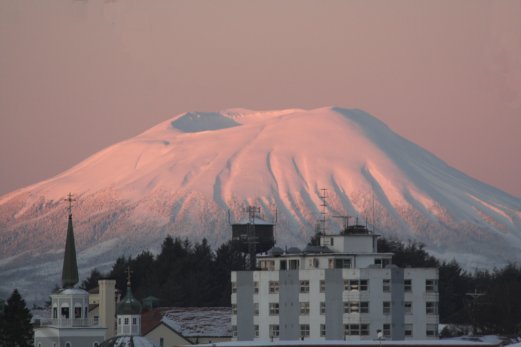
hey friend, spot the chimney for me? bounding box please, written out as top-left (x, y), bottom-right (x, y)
top-left (98, 279), bottom-right (116, 339)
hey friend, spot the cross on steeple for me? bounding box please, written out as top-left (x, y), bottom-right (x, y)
top-left (126, 266), bottom-right (133, 287)
top-left (64, 193), bottom-right (76, 216)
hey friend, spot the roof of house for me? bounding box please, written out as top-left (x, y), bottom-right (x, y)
top-left (142, 307), bottom-right (232, 338)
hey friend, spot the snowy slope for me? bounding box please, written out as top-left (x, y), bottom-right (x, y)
top-left (0, 107), bottom-right (520, 301)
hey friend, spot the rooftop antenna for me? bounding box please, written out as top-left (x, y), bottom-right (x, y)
top-left (372, 183), bottom-right (376, 233)
top-left (332, 215), bottom-right (352, 232)
top-left (319, 188), bottom-right (328, 235)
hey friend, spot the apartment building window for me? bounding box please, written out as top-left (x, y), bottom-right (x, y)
top-left (345, 280), bottom-right (368, 291)
top-left (300, 280), bottom-right (309, 293)
top-left (345, 280), bottom-right (358, 291)
top-left (383, 324), bottom-right (391, 338)
top-left (289, 259), bottom-right (299, 270)
top-left (426, 324), bottom-right (438, 337)
top-left (280, 260), bottom-right (287, 270)
top-left (404, 301), bottom-right (412, 314)
top-left (300, 324), bottom-right (310, 338)
top-left (345, 324), bottom-right (368, 336)
top-left (269, 303), bottom-right (279, 315)
top-left (360, 301), bottom-right (369, 313)
top-left (269, 281), bottom-right (279, 294)
top-left (382, 279), bottom-right (390, 292)
top-left (300, 302), bottom-right (310, 315)
top-left (426, 302), bottom-right (438, 315)
top-left (375, 258), bottom-right (390, 267)
top-left (232, 325), bottom-right (237, 337)
top-left (334, 258), bottom-right (352, 269)
top-left (269, 325), bottom-right (279, 338)
top-left (320, 302), bottom-right (326, 314)
top-left (320, 324), bottom-right (326, 337)
top-left (231, 304), bottom-right (237, 315)
top-left (254, 303), bottom-right (259, 316)
top-left (383, 301), bottom-right (391, 314)
top-left (404, 324), bottom-right (413, 337)
top-left (254, 325), bottom-right (259, 337)
top-left (426, 279), bottom-right (438, 292)
top-left (404, 279), bottom-right (412, 292)
top-left (231, 282), bottom-right (236, 293)
top-left (254, 281), bottom-right (259, 294)
top-left (320, 280), bottom-right (326, 292)
top-left (124, 318), bottom-right (129, 325)
top-left (261, 260), bottom-right (275, 270)
top-left (360, 324), bottom-right (369, 336)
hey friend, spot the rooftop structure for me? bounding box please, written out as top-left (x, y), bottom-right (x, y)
top-left (142, 307), bottom-right (232, 346)
top-left (232, 222), bottom-right (439, 342)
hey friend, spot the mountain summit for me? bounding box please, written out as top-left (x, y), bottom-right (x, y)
top-left (1, 107), bottom-right (520, 299)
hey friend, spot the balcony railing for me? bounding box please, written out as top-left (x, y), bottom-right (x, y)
top-left (39, 317), bottom-right (99, 328)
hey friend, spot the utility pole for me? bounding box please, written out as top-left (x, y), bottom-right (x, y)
top-left (465, 289), bottom-right (485, 335)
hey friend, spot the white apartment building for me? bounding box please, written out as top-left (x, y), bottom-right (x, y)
top-left (231, 225), bottom-right (439, 342)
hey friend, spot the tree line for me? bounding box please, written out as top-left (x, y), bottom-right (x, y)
top-left (81, 236), bottom-right (247, 307)
top-left (0, 289), bottom-right (33, 347)
top-left (78, 235), bottom-right (521, 335)
top-left (378, 238), bottom-right (521, 335)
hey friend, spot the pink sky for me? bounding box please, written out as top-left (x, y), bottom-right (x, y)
top-left (0, 0), bottom-right (520, 197)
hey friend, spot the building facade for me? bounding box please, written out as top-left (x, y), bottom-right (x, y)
top-left (231, 225), bottom-right (439, 341)
top-left (34, 202), bottom-right (107, 347)
top-left (34, 195), bottom-right (116, 347)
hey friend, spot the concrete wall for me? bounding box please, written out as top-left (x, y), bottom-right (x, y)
top-left (236, 271), bottom-right (254, 341)
top-left (279, 271), bottom-right (299, 340)
top-left (98, 279), bottom-right (116, 339)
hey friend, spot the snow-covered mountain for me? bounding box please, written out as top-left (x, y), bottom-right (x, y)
top-left (1, 107), bottom-right (520, 300)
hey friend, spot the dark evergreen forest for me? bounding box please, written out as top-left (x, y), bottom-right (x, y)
top-left (81, 235), bottom-right (521, 335)
top-left (81, 236), bottom-right (247, 307)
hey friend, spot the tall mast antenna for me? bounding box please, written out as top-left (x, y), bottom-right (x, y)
top-left (372, 184), bottom-right (375, 233)
top-left (320, 188), bottom-right (328, 235)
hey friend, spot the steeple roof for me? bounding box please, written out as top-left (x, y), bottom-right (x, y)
top-left (117, 286), bottom-right (142, 315)
top-left (61, 194), bottom-right (79, 289)
top-left (117, 266), bottom-right (142, 315)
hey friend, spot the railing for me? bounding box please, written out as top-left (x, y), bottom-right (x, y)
top-left (39, 317), bottom-right (99, 328)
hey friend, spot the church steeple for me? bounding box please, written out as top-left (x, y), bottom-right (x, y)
top-left (61, 193), bottom-right (79, 289)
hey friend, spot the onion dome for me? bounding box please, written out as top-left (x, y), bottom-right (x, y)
top-left (117, 286), bottom-right (142, 315)
top-left (117, 268), bottom-right (142, 315)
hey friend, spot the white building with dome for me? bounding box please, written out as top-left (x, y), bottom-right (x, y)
top-left (99, 270), bottom-right (159, 347)
top-left (34, 199), bottom-right (108, 347)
